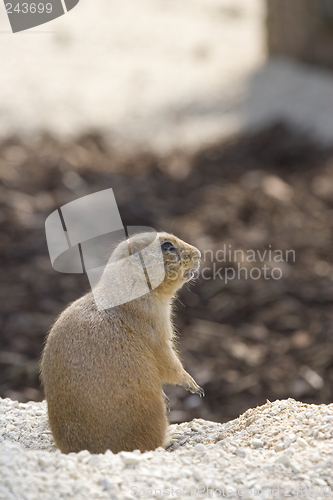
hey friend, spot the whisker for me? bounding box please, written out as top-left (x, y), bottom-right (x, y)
top-left (176, 297), bottom-right (186, 307)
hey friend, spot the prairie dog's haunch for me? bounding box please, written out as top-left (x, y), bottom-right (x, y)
top-left (40, 232), bottom-right (204, 454)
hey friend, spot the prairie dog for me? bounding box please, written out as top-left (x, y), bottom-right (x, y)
top-left (40, 231), bottom-right (204, 454)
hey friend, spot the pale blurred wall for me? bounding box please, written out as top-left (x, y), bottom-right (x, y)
top-left (1, 0), bottom-right (333, 152)
top-left (0, 0), bottom-right (264, 152)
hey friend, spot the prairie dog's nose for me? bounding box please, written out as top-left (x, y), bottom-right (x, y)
top-left (185, 247), bottom-right (201, 262)
top-left (194, 248), bottom-right (201, 259)
top-left (189, 247), bottom-right (201, 260)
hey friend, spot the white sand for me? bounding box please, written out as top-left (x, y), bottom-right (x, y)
top-left (0, 397), bottom-right (332, 499)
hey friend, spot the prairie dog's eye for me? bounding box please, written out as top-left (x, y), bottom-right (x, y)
top-left (161, 241), bottom-right (177, 253)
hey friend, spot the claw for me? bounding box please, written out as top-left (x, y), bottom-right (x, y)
top-left (184, 382), bottom-right (205, 397)
top-left (198, 386), bottom-right (205, 397)
top-left (189, 386), bottom-right (205, 397)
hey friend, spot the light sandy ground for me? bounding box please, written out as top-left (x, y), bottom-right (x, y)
top-left (1, 0), bottom-right (333, 153)
top-left (0, 397), bottom-right (332, 499)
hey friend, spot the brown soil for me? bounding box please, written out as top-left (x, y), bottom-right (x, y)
top-left (0, 123), bottom-right (333, 423)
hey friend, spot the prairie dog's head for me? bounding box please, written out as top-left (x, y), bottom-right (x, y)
top-left (107, 231), bottom-right (201, 298)
top-left (157, 232), bottom-right (201, 293)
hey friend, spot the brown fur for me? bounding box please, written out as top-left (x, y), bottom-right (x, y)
top-left (40, 232), bottom-right (203, 454)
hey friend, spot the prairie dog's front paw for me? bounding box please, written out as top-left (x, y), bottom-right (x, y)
top-left (183, 375), bottom-right (205, 397)
top-left (187, 384), bottom-right (205, 397)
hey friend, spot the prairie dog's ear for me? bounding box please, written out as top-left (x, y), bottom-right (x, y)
top-left (131, 246), bottom-right (142, 260)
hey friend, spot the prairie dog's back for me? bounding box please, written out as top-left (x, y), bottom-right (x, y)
top-left (41, 294), bottom-right (166, 453)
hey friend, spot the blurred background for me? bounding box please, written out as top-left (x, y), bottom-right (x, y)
top-left (0, 0), bottom-right (333, 424)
